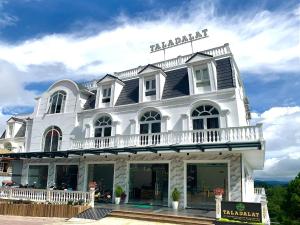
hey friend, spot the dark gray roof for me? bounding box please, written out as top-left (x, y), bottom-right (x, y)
top-left (115, 78), bottom-right (139, 106)
top-left (15, 124), bottom-right (26, 138)
top-left (83, 90), bottom-right (97, 110)
top-left (216, 58), bottom-right (235, 89)
top-left (0, 130), bottom-right (5, 139)
top-left (162, 68), bottom-right (190, 99)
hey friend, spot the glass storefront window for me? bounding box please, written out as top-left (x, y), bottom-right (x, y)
top-left (187, 163), bottom-right (228, 209)
top-left (28, 165), bottom-right (48, 189)
top-left (87, 164), bottom-right (114, 203)
top-left (55, 165), bottom-right (78, 190)
top-left (129, 163), bottom-right (168, 206)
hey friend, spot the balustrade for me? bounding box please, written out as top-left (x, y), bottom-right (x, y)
top-left (71, 125), bottom-right (263, 150)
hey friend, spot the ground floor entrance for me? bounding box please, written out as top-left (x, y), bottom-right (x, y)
top-left (128, 163), bottom-right (169, 206)
top-left (87, 163), bottom-right (114, 203)
top-left (186, 163), bottom-right (228, 209)
top-left (55, 165), bottom-right (78, 190)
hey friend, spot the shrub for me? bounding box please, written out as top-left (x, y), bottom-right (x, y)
top-left (115, 186), bottom-right (123, 198)
top-left (172, 188), bottom-right (180, 201)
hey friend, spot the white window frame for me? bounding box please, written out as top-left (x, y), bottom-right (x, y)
top-left (47, 90), bottom-right (67, 114)
top-left (144, 77), bottom-right (156, 96)
top-left (102, 86), bottom-right (111, 103)
top-left (194, 65), bottom-right (210, 88)
top-left (139, 111), bottom-right (161, 134)
top-left (42, 126), bottom-right (62, 152)
top-left (94, 116), bottom-right (112, 137)
top-left (191, 105), bottom-right (220, 130)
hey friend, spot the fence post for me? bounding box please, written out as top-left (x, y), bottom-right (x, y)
top-left (261, 196), bottom-right (269, 224)
top-left (89, 188), bottom-right (95, 208)
top-left (46, 188), bottom-right (51, 202)
top-left (8, 188), bottom-right (13, 199)
top-left (215, 195), bottom-right (222, 219)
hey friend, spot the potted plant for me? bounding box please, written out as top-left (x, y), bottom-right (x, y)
top-left (115, 186), bottom-right (123, 204)
top-left (171, 188), bottom-right (180, 210)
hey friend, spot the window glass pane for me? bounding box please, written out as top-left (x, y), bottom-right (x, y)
top-left (108, 88), bottom-right (111, 96)
top-left (151, 122), bottom-right (161, 133)
top-left (55, 94), bottom-right (63, 113)
top-left (145, 81), bottom-right (150, 90)
top-left (103, 89), bottom-right (107, 97)
top-left (152, 79), bottom-right (156, 89)
top-left (104, 127), bottom-right (111, 137)
top-left (211, 108), bottom-right (219, 115)
top-left (193, 119), bottom-right (204, 130)
top-left (202, 68), bottom-right (209, 80)
top-left (28, 165), bottom-right (48, 189)
top-left (95, 128), bottom-right (103, 137)
top-left (205, 105), bottom-right (213, 112)
top-left (44, 132), bottom-right (52, 152)
top-left (140, 124), bottom-right (149, 134)
top-left (51, 130), bottom-right (59, 152)
top-left (50, 94), bottom-right (58, 114)
top-left (207, 117), bottom-right (219, 129)
top-left (195, 70), bottom-right (201, 81)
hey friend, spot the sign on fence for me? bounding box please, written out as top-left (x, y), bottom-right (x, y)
top-left (221, 201), bottom-right (262, 223)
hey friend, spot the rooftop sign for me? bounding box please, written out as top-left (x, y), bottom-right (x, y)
top-left (150, 29), bottom-right (208, 53)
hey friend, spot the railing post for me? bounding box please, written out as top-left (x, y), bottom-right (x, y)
top-left (215, 195), bottom-right (222, 219)
top-left (46, 188), bottom-right (51, 202)
top-left (8, 188), bottom-right (13, 199)
top-left (89, 187), bottom-right (95, 208)
top-left (261, 196), bottom-right (269, 224)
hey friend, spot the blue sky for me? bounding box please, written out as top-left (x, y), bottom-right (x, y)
top-left (0, 0), bottom-right (299, 180)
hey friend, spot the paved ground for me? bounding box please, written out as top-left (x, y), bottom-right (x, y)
top-left (55, 217), bottom-right (177, 225)
top-left (0, 216), bottom-right (177, 225)
top-left (0, 215), bottom-right (66, 225)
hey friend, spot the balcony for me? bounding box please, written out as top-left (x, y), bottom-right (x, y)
top-left (70, 125), bottom-right (263, 151)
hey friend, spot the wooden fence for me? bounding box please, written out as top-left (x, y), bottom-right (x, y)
top-left (0, 202), bottom-right (90, 218)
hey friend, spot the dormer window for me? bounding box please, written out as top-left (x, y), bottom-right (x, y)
top-left (102, 86), bottom-right (111, 103)
top-left (145, 78), bottom-right (156, 96)
top-left (195, 67), bottom-right (210, 89)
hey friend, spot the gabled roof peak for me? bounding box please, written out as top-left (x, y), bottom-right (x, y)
top-left (138, 64), bottom-right (163, 74)
top-left (97, 74), bottom-right (124, 85)
top-left (185, 52), bottom-right (213, 63)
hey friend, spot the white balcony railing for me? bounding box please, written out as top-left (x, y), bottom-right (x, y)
top-left (81, 44), bottom-right (231, 88)
top-left (71, 125), bottom-right (262, 150)
top-left (0, 187), bottom-right (95, 206)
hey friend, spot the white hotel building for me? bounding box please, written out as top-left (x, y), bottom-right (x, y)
top-left (0, 43), bottom-right (265, 209)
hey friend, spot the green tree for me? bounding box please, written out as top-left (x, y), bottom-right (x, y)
top-left (285, 172), bottom-right (300, 221)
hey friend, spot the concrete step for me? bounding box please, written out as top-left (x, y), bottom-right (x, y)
top-left (110, 210), bottom-right (215, 225)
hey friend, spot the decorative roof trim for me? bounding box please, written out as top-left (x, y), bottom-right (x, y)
top-left (185, 52), bottom-right (213, 63)
top-left (138, 64), bottom-right (163, 74)
top-left (96, 74), bottom-right (124, 85)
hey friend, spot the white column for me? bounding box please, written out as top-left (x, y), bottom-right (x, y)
top-left (215, 195), bottom-right (222, 219)
top-left (112, 121), bottom-right (120, 135)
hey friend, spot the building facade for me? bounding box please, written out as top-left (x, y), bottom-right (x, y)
top-left (0, 43), bottom-right (265, 208)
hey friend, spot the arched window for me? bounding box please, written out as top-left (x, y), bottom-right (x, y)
top-left (140, 111), bottom-right (161, 134)
top-left (191, 105), bottom-right (219, 130)
top-left (94, 116), bottom-right (112, 137)
top-left (43, 126), bottom-right (62, 152)
top-left (48, 91), bottom-right (67, 114)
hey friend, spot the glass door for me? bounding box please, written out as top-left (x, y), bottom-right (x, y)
top-left (187, 163), bottom-right (228, 209)
top-left (55, 165), bottom-right (78, 190)
top-left (87, 164), bottom-right (114, 203)
top-left (129, 163), bottom-right (168, 206)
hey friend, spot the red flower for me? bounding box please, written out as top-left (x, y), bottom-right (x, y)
top-left (214, 187), bottom-right (224, 196)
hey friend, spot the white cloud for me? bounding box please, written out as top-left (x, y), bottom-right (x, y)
top-left (253, 107), bottom-right (300, 180)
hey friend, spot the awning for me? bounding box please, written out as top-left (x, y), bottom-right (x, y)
top-left (0, 142), bottom-right (262, 159)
